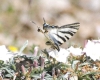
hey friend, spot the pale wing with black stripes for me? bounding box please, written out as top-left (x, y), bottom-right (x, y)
top-left (42, 19), bottom-right (80, 51)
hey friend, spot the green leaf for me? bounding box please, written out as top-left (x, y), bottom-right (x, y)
top-left (18, 40), bottom-right (28, 55)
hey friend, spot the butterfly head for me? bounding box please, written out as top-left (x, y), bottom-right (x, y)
top-left (43, 18), bottom-right (50, 31)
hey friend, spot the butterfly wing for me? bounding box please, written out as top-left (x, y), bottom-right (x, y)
top-left (48, 22), bottom-right (80, 46)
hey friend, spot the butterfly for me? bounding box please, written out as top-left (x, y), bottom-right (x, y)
top-left (33, 18), bottom-right (80, 51)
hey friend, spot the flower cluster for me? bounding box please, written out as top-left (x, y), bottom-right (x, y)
top-left (1, 40), bottom-right (100, 80)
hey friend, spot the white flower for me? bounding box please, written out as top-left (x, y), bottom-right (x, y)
top-left (67, 46), bottom-right (83, 55)
top-left (0, 45), bottom-right (13, 62)
top-left (83, 40), bottom-right (100, 61)
top-left (48, 48), bottom-right (70, 63)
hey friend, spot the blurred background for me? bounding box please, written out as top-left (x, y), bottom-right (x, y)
top-left (0, 0), bottom-right (100, 50)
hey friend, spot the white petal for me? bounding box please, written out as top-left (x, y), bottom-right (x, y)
top-left (67, 46), bottom-right (82, 55)
top-left (83, 40), bottom-right (100, 61)
top-left (48, 48), bottom-right (70, 63)
top-left (0, 45), bottom-right (13, 62)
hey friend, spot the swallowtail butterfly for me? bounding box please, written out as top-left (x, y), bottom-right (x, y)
top-left (33, 19), bottom-right (80, 51)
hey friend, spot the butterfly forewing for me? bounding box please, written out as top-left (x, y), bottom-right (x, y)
top-left (48, 22), bottom-right (80, 46)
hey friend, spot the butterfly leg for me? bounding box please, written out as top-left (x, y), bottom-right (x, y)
top-left (46, 41), bottom-right (60, 51)
top-left (37, 28), bottom-right (44, 33)
top-left (38, 28), bottom-right (48, 34)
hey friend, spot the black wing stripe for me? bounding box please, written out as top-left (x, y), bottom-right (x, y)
top-left (66, 23), bottom-right (80, 26)
top-left (60, 22), bottom-right (80, 28)
top-left (59, 31), bottom-right (74, 36)
top-left (59, 31), bottom-right (75, 34)
top-left (61, 26), bottom-right (79, 29)
top-left (69, 31), bottom-right (76, 34)
top-left (56, 34), bottom-right (66, 42)
top-left (57, 40), bottom-right (62, 45)
top-left (65, 35), bottom-right (69, 40)
top-left (67, 26), bottom-right (79, 29)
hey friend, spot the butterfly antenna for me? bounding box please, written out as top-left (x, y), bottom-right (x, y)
top-left (31, 21), bottom-right (39, 28)
top-left (43, 18), bottom-right (46, 23)
top-left (31, 21), bottom-right (42, 32)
